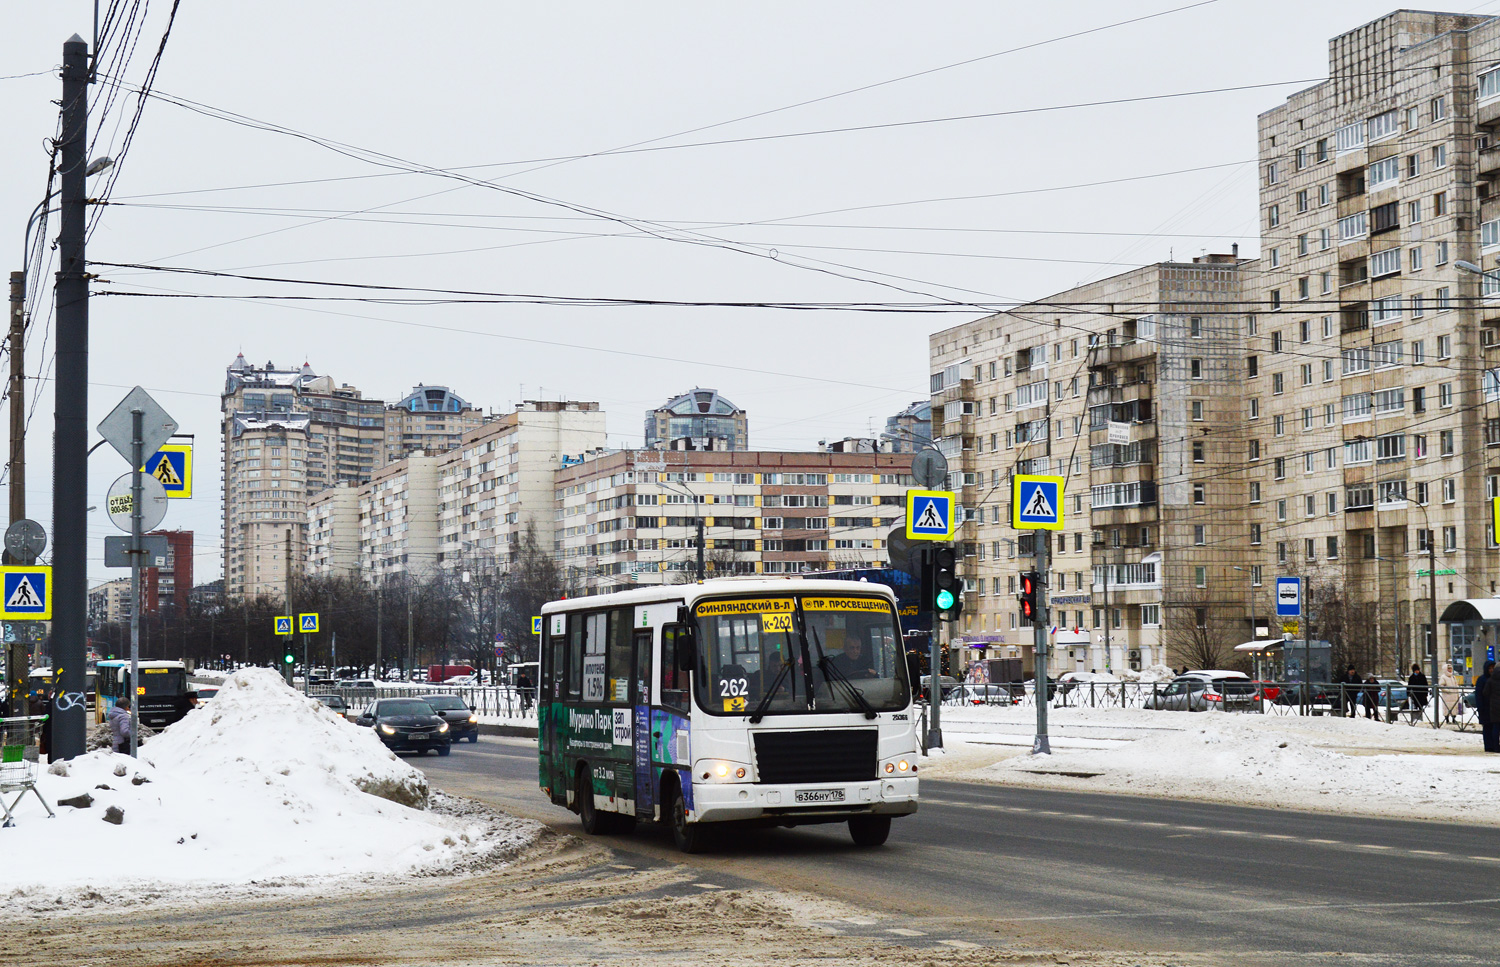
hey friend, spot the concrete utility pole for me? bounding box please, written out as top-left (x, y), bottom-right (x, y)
top-left (375, 583), bottom-right (382, 678)
top-left (284, 528), bottom-right (293, 685)
top-left (696, 517), bottom-right (706, 582)
top-left (1428, 534), bottom-right (1440, 727)
top-left (50, 36), bottom-right (91, 759)
top-left (406, 575), bottom-right (415, 677)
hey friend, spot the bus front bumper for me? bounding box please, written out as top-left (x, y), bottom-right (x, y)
top-left (691, 777), bottom-right (918, 825)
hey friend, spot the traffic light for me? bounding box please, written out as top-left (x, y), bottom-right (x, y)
top-left (283, 652), bottom-right (294, 666)
top-left (932, 546), bottom-right (963, 622)
top-left (1017, 571), bottom-right (1042, 623)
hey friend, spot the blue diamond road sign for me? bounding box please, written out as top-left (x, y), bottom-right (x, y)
top-left (1276, 577), bottom-right (1301, 617)
top-left (274, 616), bottom-right (293, 636)
top-left (905, 490), bottom-right (954, 540)
top-left (1011, 475), bottom-right (1064, 531)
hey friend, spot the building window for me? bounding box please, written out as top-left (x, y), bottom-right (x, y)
top-left (1193, 482), bottom-right (1205, 504)
top-left (1190, 359), bottom-right (1203, 379)
top-left (1268, 205), bottom-right (1280, 228)
top-left (1272, 373), bottom-right (1285, 395)
top-left (1433, 144), bottom-right (1447, 168)
top-left (1194, 566), bottom-right (1207, 588)
top-left (1192, 400), bottom-right (1204, 421)
top-left (1193, 441), bottom-right (1206, 463)
top-left (1250, 481), bottom-right (1261, 502)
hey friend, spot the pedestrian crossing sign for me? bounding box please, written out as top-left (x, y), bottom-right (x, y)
top-left (905, 489), bottom-right (956, 541)
top-left (142, 443), bottom-right (193, 498)
top-left (1011, 474), bottom-right (1065, 531)
top-left (299, 613), bottom-right (319, 633)
top-left (532, 616), bottom-right (542, 635)
top-left (274, 616), bottom-right (293, 636)
top-left (0, 566), bottom-right (50, 620)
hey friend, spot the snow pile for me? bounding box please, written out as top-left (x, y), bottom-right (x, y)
top-left (959, 708), bottom-right (1500, 823)
top-left (148, 666), bottom-right (429, 808)
top-left (0, 668), bottom-right (536, 905)
top-left (1114, 663), bottom-right (1177, 683)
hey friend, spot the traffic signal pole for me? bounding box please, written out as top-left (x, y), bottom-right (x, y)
top-left (1032, 534), bottom-right (1051, 755)
top-left (923, 545), bottom-right (942, 750)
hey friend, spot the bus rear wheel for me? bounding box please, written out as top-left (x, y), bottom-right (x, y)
top-left (576, 767), bottom-right (608, 836)
top-left (848, 815), bottom-right (891, 847)
top-left (668, 782), bottom-right (707, 854)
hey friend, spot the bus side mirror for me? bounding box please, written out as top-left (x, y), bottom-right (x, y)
top-left (666, 623), bottom-right (696, 673)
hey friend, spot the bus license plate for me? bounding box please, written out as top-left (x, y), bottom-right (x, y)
top-left (795, 788), bottom-right (845, 804)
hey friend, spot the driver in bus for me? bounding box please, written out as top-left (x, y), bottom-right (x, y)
top-left (828, 633), bottom-right (878, 679)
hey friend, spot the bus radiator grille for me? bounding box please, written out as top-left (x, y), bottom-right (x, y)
top-left (752, 729), bottom-right (878, 784)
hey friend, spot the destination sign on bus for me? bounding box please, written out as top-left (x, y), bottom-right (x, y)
top-left (695, 598), bottom-right (793, 617)
top-left (801, 597), bottom-right (892, 613)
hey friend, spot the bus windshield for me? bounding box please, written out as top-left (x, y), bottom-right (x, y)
top-left (693, 593), bottom-right (908, 716)
top-left (135, 668), bottom-right (186, 698)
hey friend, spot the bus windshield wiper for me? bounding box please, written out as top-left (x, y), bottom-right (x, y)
top-left (748, 657), bottom-right (793, 724)
top-left (810, 627), bottom-right (877, 720)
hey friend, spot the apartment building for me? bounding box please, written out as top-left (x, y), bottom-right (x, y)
top-left (308, 483), bottom-right (362, 580)
top-left (141, 530), bottom-right (194, 619)
top-left (553, 449), bottom-right (912, 595)
top-left (88, 577), bottom-right (132, 627)
top-left (644, 388), bottom-right (748, 451)
top-left (1254, 9), bottom-right (1500, 675)
top-left (437, 401), bottom-right (608, 570)
top-left (928, 258), bottom-right (1252, 676)
top-left (222, 356), bottom-right (385, 598)
top-left (361, 453), bottom-right (445, 581)
top-left (384, 384), bottom-right (487, 466)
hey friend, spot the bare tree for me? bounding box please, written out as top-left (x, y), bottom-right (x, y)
top-left (496, 523), bottom-right (569, 662)
top-left (1164, 598), bottom-right (1240, 671)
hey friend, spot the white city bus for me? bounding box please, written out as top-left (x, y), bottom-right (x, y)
top-left (537, 577), bottom-right (920, 852)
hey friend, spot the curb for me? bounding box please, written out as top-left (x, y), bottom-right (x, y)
top-left (479, 723), bottom-right (538, 739)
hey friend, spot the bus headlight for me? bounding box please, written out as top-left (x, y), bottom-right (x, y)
top-left (697, 759), bottom-right (751, 782)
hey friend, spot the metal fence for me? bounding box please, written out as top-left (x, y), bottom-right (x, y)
top-left (307, 683), bottom-right (538, 719)
top-left (936, 680), bottom-right (1481, 731)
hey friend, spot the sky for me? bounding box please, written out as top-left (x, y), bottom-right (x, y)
top-left (4, 0), bottom-right (1500, 587)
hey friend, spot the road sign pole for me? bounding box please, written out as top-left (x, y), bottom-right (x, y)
top-left (129, 408), bottom-right (142, 758)
top-left (1032, 533), bottom-right (1050, 755)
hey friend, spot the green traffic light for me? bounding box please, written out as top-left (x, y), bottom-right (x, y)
top-left (283, 654), bottom-right (294, 665)
top-left (935, 589), bottom-right (955, 611)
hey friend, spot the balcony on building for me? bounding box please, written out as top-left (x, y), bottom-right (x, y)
top-left (1086, 319), bottom-right (1156, 370)
top-left (1340, 301), bottom-right (1369, 335)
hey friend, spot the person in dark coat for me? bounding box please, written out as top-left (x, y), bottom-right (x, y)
top-left (1479, 660), bottom-right (1499, 754)
top-left (516, 670), bottom-right (534, 713)
top-left (1406, 663), bottom-right (1429, 714)
top-left (1334, 664), bottom-right (1360, 716)
top-left (1362, 675), bottom-right (1381, 719)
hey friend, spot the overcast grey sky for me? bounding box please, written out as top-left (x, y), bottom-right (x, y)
top-left (5, 0), bottom-right (1499, 586)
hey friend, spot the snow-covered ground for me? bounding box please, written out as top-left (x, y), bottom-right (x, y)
top-left (0, 668), bottom-right (538, 911)
top-left (921, 704), bottom-right (1500, 824)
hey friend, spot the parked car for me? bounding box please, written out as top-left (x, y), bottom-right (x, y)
top-left (350, 679), bottom-right (378, 690)
top-left (1055, 672), bottom-right (1119, 706)
top-left (193, 685), bottom-right (220, 703)
top-left (313, 694), bottom-right (350, 718)
top-left (946, 682), bottom-right (1022, 706)
top-left (918, 675), bottom-right (961, 702)
top-left (419, 694), bottom-right (480, 742)
top-left (354, 698), bottom-right (451, 755)
top-left (1145, 671), bottom-right (1256, 712)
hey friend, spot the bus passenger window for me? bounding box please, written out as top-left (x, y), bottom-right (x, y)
top-left (607, 609), bottom-right (633, 703)
top-left (660, 627), bottom-right (689, 713)
top-left (632, 630), bottom-right (651, 705)
top-left (567, 614), bottom-right (586, 700)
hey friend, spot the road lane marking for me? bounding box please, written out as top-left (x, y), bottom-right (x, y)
top-left (886, 928), bottom-right (926, 937)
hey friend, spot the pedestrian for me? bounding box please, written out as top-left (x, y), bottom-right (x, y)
top-left (1362, 675), bottom-right (1380, 720)
top-left (1406, 663), bottom-right (1429, 715)
top-left (1477, 660), bottom-right (1499, 754)
top-left (36, 691), bottom-right (52, 757)
top-left (107, 696), bottom-right (134, 754)
top-left (1334, 664), bottom-right (1360, 716)
top-left (516, 669), bottom-right (534, 714)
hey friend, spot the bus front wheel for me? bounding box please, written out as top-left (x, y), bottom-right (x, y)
top-left (848, 815), bottom-right (891, 847)
top-left (667, 782), bottom-right (707, 854)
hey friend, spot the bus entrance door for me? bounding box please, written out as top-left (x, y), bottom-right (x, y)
top-left (632, 630), bottom-right (653, 819)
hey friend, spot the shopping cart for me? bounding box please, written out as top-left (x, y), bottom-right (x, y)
top-left (1, 715), bottom-right (55, 827)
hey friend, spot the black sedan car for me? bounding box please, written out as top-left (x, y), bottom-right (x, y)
top-left (354, 698), bottom-right (451, 755)
top-left (418, 694), bottom-right (480, 743)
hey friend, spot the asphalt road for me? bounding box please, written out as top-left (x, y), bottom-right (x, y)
top-left (421, 736), bottom-right (1500, 966)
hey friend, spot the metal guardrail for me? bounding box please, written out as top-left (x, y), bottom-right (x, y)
top-left (936, 680), bottom-right (1481, 731)
top-left (307, 684), bottom-right (538, 719)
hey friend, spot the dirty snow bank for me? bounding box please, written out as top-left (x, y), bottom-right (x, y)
top-left (952, 708), bottom-right (1500, 823)
top-left (0, 668), bottom-right (538, 906)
